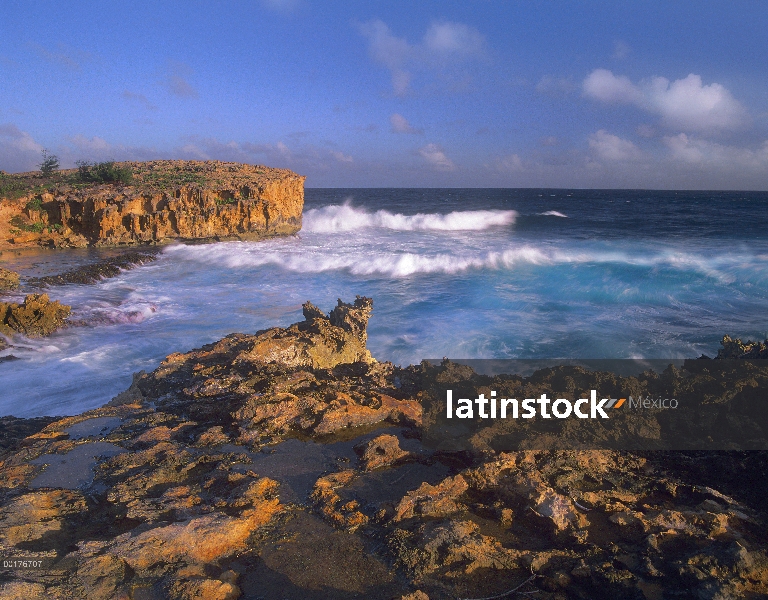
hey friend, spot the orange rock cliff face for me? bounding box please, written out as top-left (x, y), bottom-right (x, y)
top-left (0, 160), bottom-right (305, 248)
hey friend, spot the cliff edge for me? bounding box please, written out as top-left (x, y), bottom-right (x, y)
top-left (0, 160), bottom-right (305, 248)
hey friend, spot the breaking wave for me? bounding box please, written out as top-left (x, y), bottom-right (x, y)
top-left (164, 242), bottom-right (767, 281)
top-left (302, 204), bottom-right (517, 232)
top-left (540, 210), bottom-right (568, 218)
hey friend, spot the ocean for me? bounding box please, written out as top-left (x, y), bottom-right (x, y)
top-left (2, 188), bottom-right (768, 417)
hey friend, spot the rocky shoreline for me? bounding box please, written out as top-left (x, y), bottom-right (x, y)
top-left (0, 252), bottom-right (162, 347)
top-left (1, 297), bottom-right (766, 599)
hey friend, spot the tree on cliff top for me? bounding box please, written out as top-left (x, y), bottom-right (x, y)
top-left (38, 150), bottom-right (60, 176)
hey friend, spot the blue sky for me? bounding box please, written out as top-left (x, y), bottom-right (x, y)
top-left (2, 0), bottom-right (767, 188)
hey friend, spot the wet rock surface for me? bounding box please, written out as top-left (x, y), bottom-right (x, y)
top-left (0, 293), bottom-right (70, 337)
top-left (0, 299), bottom-right (767, 599)
top-left (25, 250), bottom-right (158, 286)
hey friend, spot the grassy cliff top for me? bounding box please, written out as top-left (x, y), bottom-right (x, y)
top-left (0, 160), bottom-right (304, 201)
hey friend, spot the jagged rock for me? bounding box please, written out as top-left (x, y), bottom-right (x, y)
top-left (139, 298), bottom-right (420, 441)
top-left (0, 293), bottom-right (70, 337)
top-left (355, 434), bottom-right (410, 471)
top-left (393, 475), bottom-right (468, 521)
top-left (311, 470), bottom-right (368, 529)
top-left (329, 296), bottom-right (373, 344)
top-left (234, 296), bottom-right (375, 369)
top-left (0, 266), bottom-right (19, 290)
top-left (717, 334), bottom-right (768, 359)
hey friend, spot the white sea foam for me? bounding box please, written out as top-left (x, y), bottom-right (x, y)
top-left (302, 204), bottom-right (517, 232)
top-left (164, 241), bottom-right (766, 282)
top-left (540, 210), bottom-right (568, 218)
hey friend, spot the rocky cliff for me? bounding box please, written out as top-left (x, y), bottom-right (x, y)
top-left (0, 160), bottom-right (305, 248)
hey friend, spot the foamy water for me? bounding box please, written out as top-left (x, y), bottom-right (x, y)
top-left (2, 188), bottom-right (767, 417)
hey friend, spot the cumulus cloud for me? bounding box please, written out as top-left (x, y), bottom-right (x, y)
top-left (583, 69), bottom-right (643, 104)
top-left (390, 113), bottom-right (423, 134)
top-left (646, 74), bottom-right (745, 132)
top-left (583, 69), bottom-right (747, 132)
top-left (357, 19), bottom-right (485, 96)
top-left (664, 133), bottom-right (768, 168)
top-left (418, 143), bottom-right (456, 171)
top-left (588, 130), bottom-right (645, 161)
top-left (0, 123), bottom-right (44, 172)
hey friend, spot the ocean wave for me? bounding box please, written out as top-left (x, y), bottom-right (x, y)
top-left (71, 300), bottom-right (159, 327)
top-left (164, 241), bottom-right (768, 281)
top-left (540, 210), bottom-right (568, 218)
top-left (302, 204), bottom-right (517, 232)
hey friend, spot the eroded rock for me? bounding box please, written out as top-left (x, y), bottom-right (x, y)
top-left (0, 266), bottom-right (19, 290)
top-left (0, 293), bottom-right (70, 337)
top-left (355, 434), bottom-right (410, 471)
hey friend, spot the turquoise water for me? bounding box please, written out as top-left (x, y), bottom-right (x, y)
top-left (1, 188), bottom-right (767, 417)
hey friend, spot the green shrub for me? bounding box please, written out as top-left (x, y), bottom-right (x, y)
top-left (9, 216), bottom-right (45, 233)
top-left (75, 160), bottom-right (133, 184)
top-left (25, 197), bottom-right (43, 211)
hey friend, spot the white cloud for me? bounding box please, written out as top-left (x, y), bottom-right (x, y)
top-left (588, 130), bottom-right (645, 161)
top-left (646, 74), bottom-right (745, 132)
top-left (423, 21), bottom-right (484, 56)
top-left (275, 141), bottom-right (291, 158)
top-left (71, 135), bottom-right (111, 153)
top-left (390, 113), bottom-right (423, 134)
top-left (583, 69), bottom-right (643, 104)
top-left (664, 133), bottom-right (768, 168)
top-left (583, 69), bottom-right (747, 132)
top-left (357, 19), bottom-right (485, 96)
top-left (356, 20), bottom-right (412, 96)
top-left (330, 150), bottom-right (353, 163)
top-left (0, 123), bottom-right (44, 172)
top-left (418, 143), bottom-right (456, 171)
